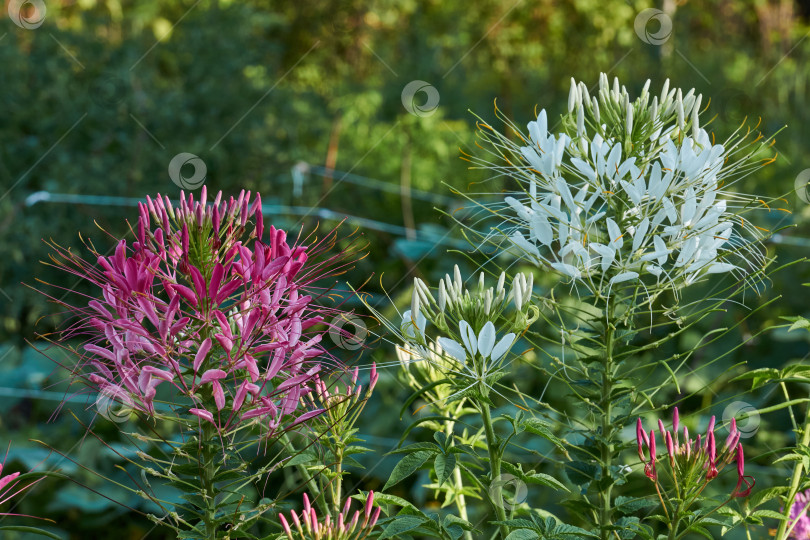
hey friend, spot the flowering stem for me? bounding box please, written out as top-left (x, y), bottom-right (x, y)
top-left (201, 422), bottom-right (218, 540)
top-left (776, 388), bottom-right (810, 540)
top-left (332, 446), bottom-right (344, 517)
top-left (598, 297), bottom-right (617, 539)
top-left (447, 414), bottom-right (474, 540)
top-left (480, 399), bottom-right (509, 539)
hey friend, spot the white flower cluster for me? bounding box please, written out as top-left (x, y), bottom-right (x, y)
top-left (387, 266), bottom-right (536, 401)
top-left (469, 74), bottom-right (770, 296)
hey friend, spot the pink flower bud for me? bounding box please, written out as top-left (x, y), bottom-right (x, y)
top-left (636, 418), bottom-right (647, 461)
top-left (279, 514), bottom-right (293, 540)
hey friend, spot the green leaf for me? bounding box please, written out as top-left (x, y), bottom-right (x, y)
top-left (357, 492), bottom-right (419, 513)
top-left (387, 442), bottom-right (441, 455)
top-left (383, 451), bottom-right (433, 490)
top-left (379, 515), bottom-right (429, 539)
top-left (504, 530), bottom-right (539, 540)
top-left (0, 526), bottom-right (64, 540)
top-left (521, 418), bottom-right (566, 452)
top-left (750, 509), bottom-right (787, 520)
top-left (614, 495), bottom-right (658, 514)
top-left (434, 452), bottom-right (456, 486)
top-left (284, 449), bottom-right (319, 467)
top-left (524, 472), bottom-right (569, 492)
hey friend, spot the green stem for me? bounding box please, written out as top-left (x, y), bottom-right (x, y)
top-left (776, 389), bottom-right (810, 540)
top-left (598, 298), bottom-right (617, 540)
top-left (332, 446), bottom-right (344, 516)
top-left (447, 410), bottom-right (474, 540)
top-left (481, 400), bottom-right (509, 539)
top-left (201, 423), bottom-right (217, 540)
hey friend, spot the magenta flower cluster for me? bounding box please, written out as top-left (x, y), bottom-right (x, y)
top-left (49, 187), bottom-right (350, 436)
top-left (637, 407), bottom-right (754, 498)
top-left (786, 489), bottom-right (810, 539)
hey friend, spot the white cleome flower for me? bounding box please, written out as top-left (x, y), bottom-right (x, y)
top-left (464, 74), bottom-right (777, 297)
top-left (437, 321), bottom-right (516, 365)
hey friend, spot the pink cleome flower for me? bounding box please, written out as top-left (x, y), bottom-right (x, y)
top-left (0, 445), bottom-right (44, 517)
top-left (637, 408), bottom-right (754, 498)
top-left (43, 187), bottom-right (360, 438)
top-left (279, 491), bottom-right (381, 540)
top-left (786, 489), bottom-right (810, 539)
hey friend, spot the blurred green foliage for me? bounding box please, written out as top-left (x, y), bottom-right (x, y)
top-left (3, 0), bottom-right (810, 537)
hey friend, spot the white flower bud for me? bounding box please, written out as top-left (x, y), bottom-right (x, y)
top-left (626, 105), bottom-right (633, 138)
top-left (568, 77), bottom-right (579, 112)
top-left (514, 280), bottom-right (523, 311)
top-left (692, 94), bottom-right (702, 138)
top-left (577, 103), bottom-right (585, 136)
top-left (660, 78), bottom-right (670, 104)
top-left (411, 278), bottom-right (421, 318)
top-left (485, 289), bottom-right (493, 315)
top-left (438, 280), bottom-right (447, 312)
top-left (641, 79), bottom-right (651, 100)
top-left (454, 264), bottom-right (463, 296)
top-left (593, 99), bottom-right (600, 123)
top-left (676, 91), bottom-right (685, 132)
top-left (579, 82), bottom-right (590, 108)
top-left (650, 96), bottom-right (659, 123)
top-left (478, 271), bottom-right (485, 293)
top-left (497, 271), bottom-right (506, 294)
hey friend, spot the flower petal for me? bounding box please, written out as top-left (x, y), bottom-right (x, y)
top-left (490, 333), bottom-right (516, 363)
top-left (477, 322), bottom-right (496, 359)
top-left (437, 337), bottom-right (466, 363)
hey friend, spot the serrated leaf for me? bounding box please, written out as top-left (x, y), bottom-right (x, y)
top-left (614, 495), bottom-right (658, 515)
top-left (504, 530), bottom-right (539, 540)
top-left (522, 419), bottom-right (566, 451)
